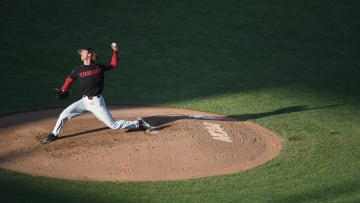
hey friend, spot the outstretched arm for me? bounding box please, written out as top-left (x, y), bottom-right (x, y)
top-left (109, 42), bottom-right (118, 69)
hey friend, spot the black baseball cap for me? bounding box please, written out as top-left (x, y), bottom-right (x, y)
top-left (77, 47), bottom-right (94, 54)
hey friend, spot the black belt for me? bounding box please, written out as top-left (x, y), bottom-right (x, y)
top-left (83, 95), bottom-right (100, 100)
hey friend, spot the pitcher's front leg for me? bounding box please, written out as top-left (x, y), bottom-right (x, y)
top-left (52, 99), bottom-right (86, 135)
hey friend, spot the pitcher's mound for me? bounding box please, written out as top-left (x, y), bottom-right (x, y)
top-left (0, 106), bottom-right (281, 182)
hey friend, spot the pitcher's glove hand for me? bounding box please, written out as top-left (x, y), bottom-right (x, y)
top-left (55, 88), bottom-right (70, 99)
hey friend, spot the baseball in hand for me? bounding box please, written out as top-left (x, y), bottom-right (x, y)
top-left (111, 42), bottom-right (118, 51)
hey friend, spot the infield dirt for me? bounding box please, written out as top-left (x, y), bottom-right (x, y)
top-left (0, 106), bottom-right (281, 182)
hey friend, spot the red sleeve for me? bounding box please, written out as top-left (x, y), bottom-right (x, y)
top-left (109, 51), bottom-right (118, 69)
top-left (61, 76), bottom-right (74, 91)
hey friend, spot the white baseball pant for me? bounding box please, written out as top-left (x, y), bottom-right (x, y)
top-left (52, 95), bottom-right (139, 136)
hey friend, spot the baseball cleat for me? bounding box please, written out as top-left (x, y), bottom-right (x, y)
top-left (137, 118), bottom-right (152, 131)
top-left (43, 133), bottom-right (58, 143)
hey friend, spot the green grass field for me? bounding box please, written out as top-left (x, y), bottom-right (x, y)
top-left (1, 0), bottom-right (359, 202)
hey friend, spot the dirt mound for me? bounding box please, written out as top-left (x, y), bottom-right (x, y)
top-left (0, 106), bottom-right (281, 182)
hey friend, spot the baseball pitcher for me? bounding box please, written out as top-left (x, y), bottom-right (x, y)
top-left (44, 42), bottom-right (152, 143)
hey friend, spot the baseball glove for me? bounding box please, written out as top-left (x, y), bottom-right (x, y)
top-left (55, 88), bottom-right (70, 99)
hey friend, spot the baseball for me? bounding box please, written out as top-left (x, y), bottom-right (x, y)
top-left (111, 42), bottom-right (117, 47)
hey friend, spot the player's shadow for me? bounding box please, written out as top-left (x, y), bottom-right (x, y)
top-left (142, 115), bottom-right (234, 131)
top-left (143, 104), bottom-right (341, 130)
top-left (55, 104), bottom-right (341, 138)
top-left (57, 127), bottom-right (109, 140)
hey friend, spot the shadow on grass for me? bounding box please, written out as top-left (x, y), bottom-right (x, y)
top-left (46, 104), bottom-right (341, 141)
top-left (229, 104), bottom-right (341, 120)
top-left (135, 104), bottom-right (341, 132)
top-left (144, 104), bottom-right (341, 125)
